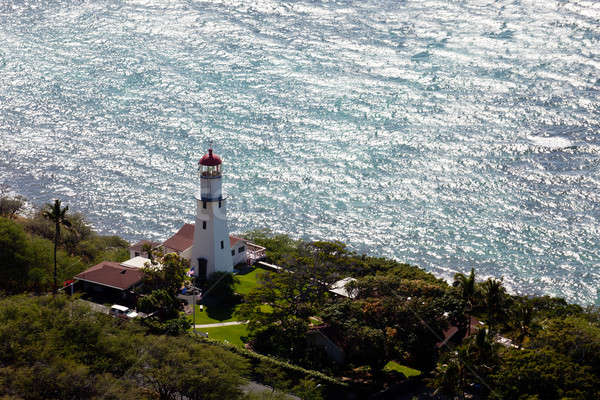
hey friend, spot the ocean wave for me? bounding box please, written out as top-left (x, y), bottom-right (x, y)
top-left (526, 135), bottom-right (574, 150)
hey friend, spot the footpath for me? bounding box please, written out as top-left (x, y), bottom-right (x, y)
top-left (193, 320), bottom-right (247, 329)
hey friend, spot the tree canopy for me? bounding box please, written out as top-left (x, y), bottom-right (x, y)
top-left (0, 295), bottom-right (250, 400)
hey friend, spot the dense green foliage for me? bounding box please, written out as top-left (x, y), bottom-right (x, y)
top-left (427, 267), bottom-right (600, 399)
top-left (1, 204), bottom-right (598, 399)
top-left (241, 231), bottom-right (600, 398)
top-left (0, 295), bottom-right (250, 400)
top-left (23, 208), bottom-right (129, 264)
top-left (245, 229), bottom-right (440, 281)
top-left (0, 195), bottom-right (131, 296)
top-left (490, 348), bottom-right (599, 399)
top-left (137, 251), bottom-right (191, 333)
top-left (0, 217), bottom-right (85, 294)
top-left (0, 214), bottom-right (129, 294)
top-left (238, 232), bottom-right (456, 389)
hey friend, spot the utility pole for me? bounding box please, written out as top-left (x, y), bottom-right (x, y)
top-left (189, 284), bottom-right (201, 335)
top-left (192, 287), bottom-right (196, 334)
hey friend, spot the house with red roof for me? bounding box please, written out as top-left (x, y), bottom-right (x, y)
top-left (74, 261), bottom-right (144, 306)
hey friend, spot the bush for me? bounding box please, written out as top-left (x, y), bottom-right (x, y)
top-left (0, 217), bottom-right (31, 293)
top-left (0, 194), bottom-right (25, 219)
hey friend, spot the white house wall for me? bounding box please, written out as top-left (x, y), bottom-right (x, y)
top-left (231, 242), bottom-right (247, 266)
top-left (181, 246), bottom-right (192, 260)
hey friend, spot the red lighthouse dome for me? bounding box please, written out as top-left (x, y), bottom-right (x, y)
top-left (199, 148), bottom-right (222, 166)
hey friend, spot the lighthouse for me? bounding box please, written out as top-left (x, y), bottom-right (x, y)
top-left (190, 147), bottom-right (233, 280)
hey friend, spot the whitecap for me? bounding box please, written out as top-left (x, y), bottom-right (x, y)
top-left (527, 135), bottom-right (573, 150)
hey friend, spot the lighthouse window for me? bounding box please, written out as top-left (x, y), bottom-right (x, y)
top-left (218, 200), bottom-right (222, 208)
top-left (231, 250), bottom-right (235, 256)
top-left (238, 246), bottom-right (245, 254)
top-left (202, 200), bottom-right (207, 209)
top-left (220, 240), bottom-right (224, 249)
top-left (202, 221), bottom-right (206, 229)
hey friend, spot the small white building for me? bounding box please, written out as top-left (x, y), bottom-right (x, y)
top-left (230, 236), bottom-right (247, 266)
top-left (120, 256), bottom-right (163, 270)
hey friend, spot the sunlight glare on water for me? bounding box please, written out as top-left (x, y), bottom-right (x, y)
top-left (0, 0), bottom-right (599, 304)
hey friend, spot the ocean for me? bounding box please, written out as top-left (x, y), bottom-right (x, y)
top-left (0, 0), bottom-right (598, 304)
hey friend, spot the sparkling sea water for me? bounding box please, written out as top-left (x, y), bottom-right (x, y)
top-left (0, 0), bottom-right (599, 304)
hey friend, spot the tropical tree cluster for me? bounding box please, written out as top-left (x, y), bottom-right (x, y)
top-left (0, 216), bottom-right (84, 294)
top-left (429, 268), bottom-right (600, 399)
top-left (237, 234), bottom-right (457, 385)
top-left (242, 231), bottom-right (600, 398)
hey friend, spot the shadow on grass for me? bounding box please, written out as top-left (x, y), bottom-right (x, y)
top-left (234, 265), bottom-right (254, 275)
top-left (203, 295), bottom-right (241, 321)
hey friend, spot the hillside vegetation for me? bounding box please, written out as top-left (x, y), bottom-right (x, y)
top-left (0, 198), bottom-right (598, 399)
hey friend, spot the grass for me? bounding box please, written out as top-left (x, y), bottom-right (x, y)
top-left (188, 267), bottom-right (268, 325)
top-left (201, 324), bottom-right (248, 347)
top-left (190, 305), bottom-right (239, 325)
top-left (234, 267), bottom-right (267, 295)
top-left (383, 361), bottom-right (421, 378)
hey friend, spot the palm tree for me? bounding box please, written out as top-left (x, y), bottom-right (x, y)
top-left (453, 268), bottom-right (476, 334)
top-left (481, 278), bottom-right (507, 332)
top-left (514, 300), bottom-right (534, 348)
top-left (42, 199), bottom-right (71, 294)
top-left (142, 242), bottom-right (154, 262)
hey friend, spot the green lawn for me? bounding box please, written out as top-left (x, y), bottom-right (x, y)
top-left (383, 361), bottom-right (421, 377)
top-left (201, 324), bottom-right (248, 347)
top-left (190, 305), bottom-right (239, 325)
top-left (188, 267), bottom-right (268, 325)
top-left (234, 267), bottom-right (267, 295)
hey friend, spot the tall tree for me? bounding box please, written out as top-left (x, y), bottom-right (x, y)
top-left (142, 242), bottom-right (154, 262)
top-left (512, 299), bottom-right (534, 348)
top-left (42, 199), bottom-right (71, 294)
top-left (138, 252), bottom-right (189, 324)
top-left (453, 268), bottom-right (476, 334)
top-left (481, 278), bottom-right (508, 332)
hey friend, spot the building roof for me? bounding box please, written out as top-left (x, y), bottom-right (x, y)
top-left (163, 223), bottom-right (195, 252)
top-left (330, 277), bottom-right (357, 298)
top-left (129, 240), bottom-right (160, 252)
top-left (230, 236), bottom-right (244, 246)
top-left (74, 261), bottom-right (143, 290)
top-left (120, 256), bottom-right (151, 269)
top-left (163, 224), bottom-right (250, 253)
top-left (199, 148), bottom-right (222, 166)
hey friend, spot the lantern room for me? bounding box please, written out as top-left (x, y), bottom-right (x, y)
top-left (198, 148), bottom-right (222, 177)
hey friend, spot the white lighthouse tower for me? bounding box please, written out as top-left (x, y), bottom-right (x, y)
top-left (191, 147), bottom-right (233, 280)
